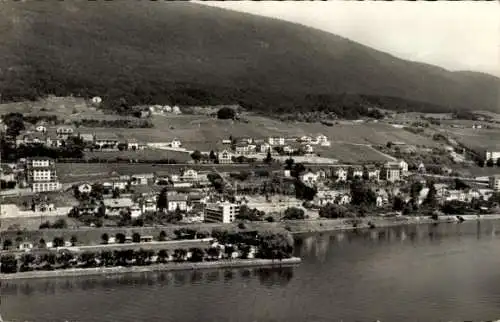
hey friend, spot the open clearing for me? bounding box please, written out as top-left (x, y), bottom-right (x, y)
top-left (445, 128), bottom-right (500, 153)
top-left (315, 143), bottom-right (393, 163)
top-left (85, 150), bottom-right (192, 162)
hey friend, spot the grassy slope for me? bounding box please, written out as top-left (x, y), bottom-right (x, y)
top-left (0, 1), bottom-right (498, 111)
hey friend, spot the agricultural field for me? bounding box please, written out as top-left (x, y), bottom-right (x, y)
top-left (445, 128), bottom-right (500, 154)
top-left (56, 163), bottom-right (282, 183)
top-left (84, 149), bottom-right (192, 162)
top-left (315, 143), bottom-right (393, 164)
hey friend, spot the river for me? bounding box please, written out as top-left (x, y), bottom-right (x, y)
top-left (2, 221), bottom-right (500, 322)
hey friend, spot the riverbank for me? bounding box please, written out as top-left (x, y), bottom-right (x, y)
top-left (0, 257), bottom-right (302, 281)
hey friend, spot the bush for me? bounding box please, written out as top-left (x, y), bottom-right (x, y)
top-left (238, 222), bottom-right (246, 230)
top-left (283, 207), bottom-right (305, 220)
top-left (217, 107), bottom-right (236, 120)
top-left (265, 216), bottom-right (275, 222)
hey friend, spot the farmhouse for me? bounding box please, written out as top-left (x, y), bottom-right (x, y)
top-left (218, 150), bottom-right (233, 164)
top-left (95, 133), bottom-right (120, 150)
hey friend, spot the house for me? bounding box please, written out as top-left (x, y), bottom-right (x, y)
top-left (16, 132), bottom-right (48, 147)
top-left (234, 143), bottom-right (250, 155)
top-left (103, 198), bottom-right (134, 216)
top-left (283, 145), bottom-right (298, 154)
top-left (218, 150), bottom-right (233, 164)
top-left (485, 150), bottom-right (500, 163)
top-left (141, 197), bottom-right (157, 213)
top-left (335, 193), bottom-right (351, 205)
top-left (35, 125), bottom-right (47, 133)
top-left (130, 205), bottom-right (142, 218)
top-left (94, 133), bottom-right (119, 150)
top-left (333, 167), bottom-right (348, 182)
top-left (181, 169), bottom-right (198, 182)
top-left (268, 137), bottom-right (285, 146)
top-left (398, 160), bottom-right (409, 175)
top-left (348, 166), bottom-right (364, 180)
top-left (166, 192), bottom-right (188, 212)
top-left (222, 139), bottom-right (232, 145)
top-left (489, 175), bottom-right (500, 191)
top-left (56, 126), bottom-right (74, 138)
top-left (127, 139), bottom-right (140, 150)
top-left (417, 162), bottom-right (426, 173)
top-left (170, 138), bottom-right (182, 149)
top-left (130, 174), bottom-right (151, 186)
top-left (78, 183), bottom-right (92, 194)
top-left (381, 162), bottom-right (401, 182)
top-left (299, 135), bottom-right (312, 143)
top-left (303, 144), bottom-right (314, 154)
top-left (316, 134), bottom-right (330, 146)
top-left (259, 142), bottom-right (272, 153)
top-left (444, 190), bottom-right (467, 202)
top-left (375, 189), bottom-right (389, 205)
top-left (0, 164), bottom-right (16, 182)
top-left (78, 133), bottom-right (94, 145)
top-left (300, 171), bottom-right (320, 186)
top-left (364, 165), bottom-right (380, 181)
top-left (204, 201), bottom-right (240, 223)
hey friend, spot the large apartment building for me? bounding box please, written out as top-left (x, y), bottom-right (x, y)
top-left (25, 157), bottom-right (61, 192)
top-left (204, 201), bottom-right (240, 224)
top-left (489, 175), bottom-right (500, 192)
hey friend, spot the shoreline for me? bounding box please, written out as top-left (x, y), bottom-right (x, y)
top-left (285, 214), bottom-right (500, 235)
top-left (0, 257), bottom-right (302, 281)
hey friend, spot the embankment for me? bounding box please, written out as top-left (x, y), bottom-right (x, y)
top-left (0, 257), bottom-right (302, 281)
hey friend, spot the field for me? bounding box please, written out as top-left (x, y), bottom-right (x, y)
top-left (0, 96), bottom-right (135, 122)
top-left (315, 143), bottom-right (393, 163)
top-left (85, 150), bottom-right (192, 162)
top-left (56, 163), bottom-right (282, 183)
top-left (445, 128), bottom-right (500, 154)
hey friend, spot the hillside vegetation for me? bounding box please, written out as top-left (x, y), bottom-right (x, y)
top-left (0, 1), bottom-right (498, 114)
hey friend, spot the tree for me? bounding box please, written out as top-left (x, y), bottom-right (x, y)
top-left (453, 178), bottom-right (469, 190)
top-left (97, 201), bottom-right (106, 218)
top-left (70, 235), bottom-right (78, 246)
top-left (217, 107), bottom-right (236, 119)
top-left (173, 248), bottom-right (187, 262)
top-left (158, 249), bottom-right (169, 263)
top-left (115, 233), bottom-right (126, 244)
top-left (264, 150), bottom-right (273, 164)
top-left (158, 230), bottom-right (167, 241)
top-left (350, 180), bottom-right (377, 206)
top-left (2, 239), bottom-right (13, 250)
top-left (284, 158), bottom-right (295, 170)
top-left (112, 187), bottom-right (121, 199)
top-left (188, 248), bottom-right (205, 262)
top-left (283, 207), bottom-right (305, 220)
top-left (410, 181), bottom-right (423, 200)
top-left (52, 218), bottom-right (68, 229)
top-left (206, 247), bottom-right (220, 260)
top-left (132, 232), bottom-right (141, 243)
top-left (486, 158), bottom-right (494, 167)
top-left (0, 254), bottom-right (18, 274)
top-left (424, 181), bottom-right (438, 207)
top-left (39, 238), bottom-right (47, 249)
top-left (53, 237), bottom-right (65, 247)
top-left (190, 150), bottom-right (202, 163)
top-left (209, 150), bottom-right (217, 162)
top-left (101, 233), bottom-right (109, 244)
top-left (497, 158), bottom-right (500, 167)
top-left (392, 196), bottom-right (406, 211)
top-left (319, 204), bottom-right (348, 219)
top-left (157, 188), bottom-right (168, 212)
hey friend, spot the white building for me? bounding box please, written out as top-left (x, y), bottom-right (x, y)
top-left (268, 137), bottom-right (285, 146)
top-left (382, 162), bottom-right (401, 182)
top-left (486, 151), bottom-right (500, 163)
top-left (303, 144), bottom-right (314, 154)
top-left (170, 138), bottom-right (182, 149)
top-left (205, 201), bottom-right (240, 223)
top-left (181, 169), bottom-right (198, 182)
top-left (259, 143), bottom-right (272, 153)
top-left (35, 125), bottom-right (47, 133)
top-left (489, 175), bottom-right (500, 191)
top-left (398, 160), bottom-right (409, 174)
top-left (300, 171), bottom-right (320, 185)
top-left (316, 134), bottom-right (330, 146)
top-left (25, 157), bottom-right (61, 192)
top-left (78, 183), bottom-right (92, 194)
top-left (166, 193), bottom-right (188, 212)
top-left (333, 168), bottom-right (348, 182)
top-left (218, 150), bottom-right (233, 164)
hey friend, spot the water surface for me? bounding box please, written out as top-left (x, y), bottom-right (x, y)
top-left (3, 221), bottom-right (500, 322)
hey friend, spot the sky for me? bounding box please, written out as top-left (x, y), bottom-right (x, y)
top-left (199, 1), bottom-right (500, 77)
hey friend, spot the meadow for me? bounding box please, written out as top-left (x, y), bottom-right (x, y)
top-left (84, 150), bottom-right (192, 162)
top-left (446, 128), bottom-right (500, 153)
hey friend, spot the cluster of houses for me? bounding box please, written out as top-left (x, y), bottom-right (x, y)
top-left (215, 134), bottom-right (331, 163)
top-left (148, 105), bottom-right (182, 115)
top-left (15, 125), bottom-right (151, 151)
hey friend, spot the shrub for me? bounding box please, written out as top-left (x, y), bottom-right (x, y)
top-left (217, 107), bottom-right (236, 120)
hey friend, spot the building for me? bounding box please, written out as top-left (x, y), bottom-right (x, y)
top-left (299, 135), bottom-right (312, 143)
top-left (127, 139), bottom-right (140, 150)
top-left (78, 183), bottom-right (92, 194)
top-left (303, 144), bottom-right (314, 154)
top-left (205, 201), bottom-right (240, 223)
top-left (35, 125), bottom-right (47, 133)
top-left (398, 160), bottom-right (409, 175)
top-left (166, 193), bottom-right (188, 212)
top-left (316, 134), bottom-right (330, 146)
top-left (94, 133), bottom-right (119, 150)
top-left (103, 198), bottom-right (134, 216)
top-left (363, 165), bottom-right (380, 181)
top-left (130, 174), bottom-right (151, 186)
top-left (348, 166), bottom-right (364, 180)
top-left (489, 175), bottom-right (500, 191)
top-left (485, 151), bottom-right (500, 163)
top-left (25, 157), bottom-right (61, 192)
top-left (333, 167), bottom-right (348, 182)
top-left (56, 126), bottom-right (74, 139)
top-left (181, 169), bottom-right (198, 182)
top-left (259, 143), bottom-right (272, 153)
top-left (268, 137), bottom-right (285, 146)
top-left (300, 171), bottom-right (320, 186)
top-left (170, 138), bottom-right (182, 149)
top-left (234, 143), bottom-right (250, 155)
top-left (218, 150), bottom-right (233, 164)
top-left (381, 162), bottom-right (401, 182)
